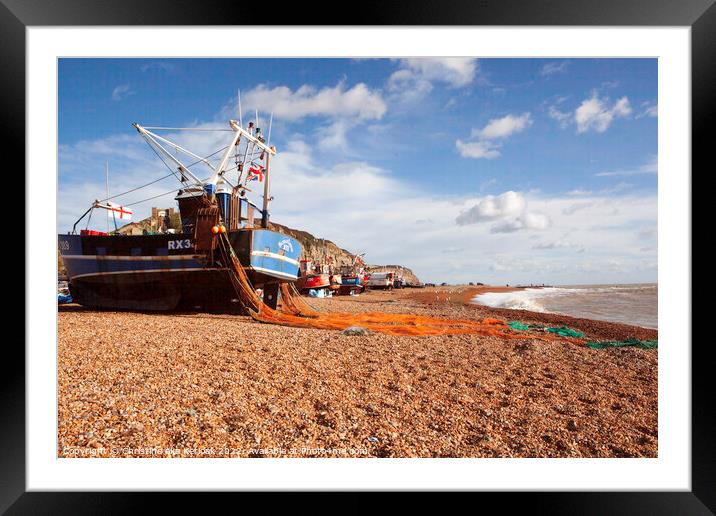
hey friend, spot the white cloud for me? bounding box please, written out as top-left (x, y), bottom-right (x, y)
top-left (391, 58), bottom-right (478, 88)
top-left (540, 61), bottom-right (569, 76)
top-left (111, 84), bottom-right (134, 102)
top-left (491, 212), bottom-right (551, 233)
top-left (457, 112), bottom-right (532, 159)
top-left (549, 92), bottom-right (633, 133)
top-left (456, 191), bottom-right (550, 234)
top-left (316, 119), bottom-right (353, 152)
top-left (595, 155), bottom-right (657, 177)
top-left (548, 105), bottom-right (572, 129)
top-left (387, 58), bottom-right (479, 104)
top-left (474, 113), bottom-right (532, 139)
top-left (575, 93), bottom-right (631, 133)
top-left (455, 139), bottom-right (501, 159)
top-left (456, 191), bottom-right (526, 224)
top-left (241, 82), bottom-right (387, 121)
top-left (562, 202), bottom-right (595, 215)
top-left (532, 239), bottom-right (581, 250)
top-left (637, 225), bottom-right (657, 241)
top-left (637, 101), bottom-right (658, 119)
top-left (386, 68), bottom-right (434, 101)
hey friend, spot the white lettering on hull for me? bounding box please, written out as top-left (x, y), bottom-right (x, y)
top-left (168, 239), bottom-right (192, 250)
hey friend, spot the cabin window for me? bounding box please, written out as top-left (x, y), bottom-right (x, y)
top-left (131, 247), bottom-right (142, 256)
top-left (96, 247), bottom-right (107, 256)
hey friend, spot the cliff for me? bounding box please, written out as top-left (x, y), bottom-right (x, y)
top-left (267, 221), bottom-right (421, 284)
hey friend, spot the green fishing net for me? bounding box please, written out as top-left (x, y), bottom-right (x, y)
top-left (585, 339), bottom-right (658, 349)
top-left (508, 321), bottom-right (585, 338)
top-left (508, 321), bottom-right (657, 349)
top-left (546, 326), bottom-right (586, 338)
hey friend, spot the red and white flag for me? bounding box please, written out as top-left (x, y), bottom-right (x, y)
top-left (103, 201), bottom-right (133, 220)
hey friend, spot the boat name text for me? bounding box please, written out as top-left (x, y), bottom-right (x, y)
top-left (168, 239), bottom-right (192, 250)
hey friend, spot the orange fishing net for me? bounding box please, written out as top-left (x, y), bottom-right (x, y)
top-left (217, 233), bottom-right (585, 341)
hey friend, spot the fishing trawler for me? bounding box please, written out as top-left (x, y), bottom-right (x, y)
top-left (58, 115), bottom-right (302, 311)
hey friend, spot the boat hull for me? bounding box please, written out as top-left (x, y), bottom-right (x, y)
top-left (295, 274), bottom-right (330, 291)
top-left (58, 228), bottom-right (301, 311)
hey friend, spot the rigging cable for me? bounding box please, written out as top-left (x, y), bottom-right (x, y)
top-left (97, 171), bottom-right (177, 203)
top-left (101, 144), bottom-right (234, 204)
top-left (185, 145), bottom-right (230, 169)
top-left (124, 188), bottom-right (182, 207)
top-left (142, 137), bottom-right (186, 183)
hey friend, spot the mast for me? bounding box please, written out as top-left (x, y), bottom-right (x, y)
top-left (238, 89), bottom-right (242, 127)
top-left (262, 151), bottom-right (271, 228)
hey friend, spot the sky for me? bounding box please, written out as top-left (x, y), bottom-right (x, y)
top-left (58, 58), bottom-right (657, 285)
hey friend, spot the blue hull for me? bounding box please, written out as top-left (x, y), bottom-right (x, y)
top-left (58, 228), bottom-right (302, 310)
top-left (245, 229), bottom-right (302, 281)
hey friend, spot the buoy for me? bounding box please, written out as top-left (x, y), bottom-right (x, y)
top-left (219, 225), bottom-right (227, 233)
top-left (211, 225), bottom-right (219, 234)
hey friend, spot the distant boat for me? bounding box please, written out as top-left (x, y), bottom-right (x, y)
top-left (367, 272), bottom-right (395, 290)
top-left (295, 259), bottom-right (330, 292)
top-left (296, 273), bottom-right (331, 291)
top-left (335, 254), bottom-right (367, 295)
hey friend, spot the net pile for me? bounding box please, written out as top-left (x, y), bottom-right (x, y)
top-left (216, 233), bottom-right (591, 340)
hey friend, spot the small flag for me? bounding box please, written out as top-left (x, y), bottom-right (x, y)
top-left (101, 201), bottom-right (133, 220)
top-left (247, 163), bottom-right (264, 182)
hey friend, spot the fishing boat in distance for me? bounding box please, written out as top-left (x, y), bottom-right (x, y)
top-left (295, 259), bottom-right (331, 293)
top-left (58, 114), bottom-right (302, 311)
top-left (337, 253), bottom-right (367, 295)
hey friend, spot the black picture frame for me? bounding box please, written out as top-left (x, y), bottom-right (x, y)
top-left (5, 0), bottom-right (704, 511)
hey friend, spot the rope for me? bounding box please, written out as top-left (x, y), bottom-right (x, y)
top-left (124, 188), bottom-right (180, 207)
top-left (97, 171), bottom-right (177, 203)
top-left (143, 138), bottom-right (185, 183)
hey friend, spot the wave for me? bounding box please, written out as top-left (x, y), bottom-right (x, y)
top-left (471, 284), bottom-right (658, 328)
top-left (472, 287), bottom-right (577, 312)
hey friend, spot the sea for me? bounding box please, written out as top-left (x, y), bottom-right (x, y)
top-left (472, 283), bottom-right (658, 329)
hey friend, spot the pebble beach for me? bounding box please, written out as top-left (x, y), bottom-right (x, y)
top-left (58, 285), bottom-right (658, 458)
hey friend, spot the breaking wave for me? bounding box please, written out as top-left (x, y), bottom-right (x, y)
top-left (472, 284), bottom-right (658, 329)
top-left (473, 287), bottom-right (577, 313)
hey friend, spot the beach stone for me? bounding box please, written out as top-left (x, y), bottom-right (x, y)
top-left (342, 326), bottom-right (370, 336)
top-left (57, 285), bottom-right (658, 459)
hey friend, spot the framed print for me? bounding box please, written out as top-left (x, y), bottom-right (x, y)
top-left (5, 0), bottom-right (707, 511)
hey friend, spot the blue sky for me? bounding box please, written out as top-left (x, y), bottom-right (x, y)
top-left (58, 58), bottom-right (657, 285)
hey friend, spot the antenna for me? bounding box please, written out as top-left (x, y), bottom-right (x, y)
top-left (237, 89), bottom-right (242, 127)
top-left (105, 161), bottom-right (110, 233)
top-left (267, 112), bottom-right (273, 147)
top-left (255, 109), bottom-right (259, 133)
